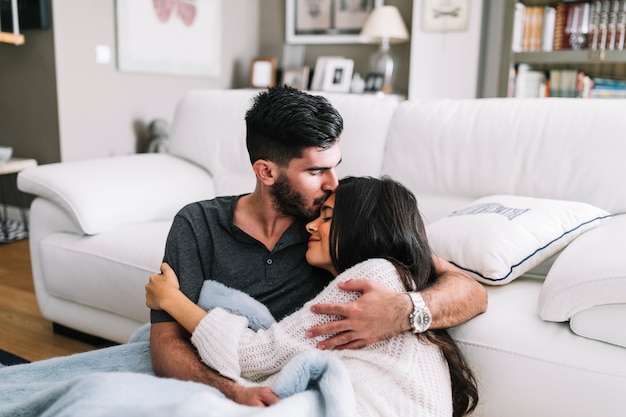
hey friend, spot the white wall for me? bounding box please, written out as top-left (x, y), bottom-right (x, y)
top-left (408, 0), bottom-right (484, 99)
top-left (52, 0), bottom-right (259, 162)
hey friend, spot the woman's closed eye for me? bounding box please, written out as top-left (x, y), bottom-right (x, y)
top-left (319, 206), bottom-right (333, 222)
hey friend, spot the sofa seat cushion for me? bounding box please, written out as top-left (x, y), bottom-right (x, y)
top-left (570, 305), bottom-right (626, 348)
top-left (450, 278), bottom-right (626, 417)
top-left (426, 195), bottom-right (610, 285)
top-left (539, 214), bottom-right (626, 347)
top-left (39, 221), bottom-right (171, 324)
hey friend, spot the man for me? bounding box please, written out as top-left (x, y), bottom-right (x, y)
top-left (150, 86), bottom-right (487, 406)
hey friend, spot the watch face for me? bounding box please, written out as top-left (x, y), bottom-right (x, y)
top-left (412, 308), bottom-right (432, 332)
top-left (422, 0), bottom-right (469, 32)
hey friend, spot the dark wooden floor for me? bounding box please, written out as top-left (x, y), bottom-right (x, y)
top-left (0, 239), bottom-right (102, 362)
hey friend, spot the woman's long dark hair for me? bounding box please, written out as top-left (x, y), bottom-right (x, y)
top-left (329, 176), bottom-right (478, 417)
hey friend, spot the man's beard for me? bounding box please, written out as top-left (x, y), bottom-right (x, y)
top-left (271, 174), bottom-right (329, 219)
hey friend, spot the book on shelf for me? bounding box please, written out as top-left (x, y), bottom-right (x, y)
top-left (521, 6), bottom-right (530, 51)
top-left (520, 5), bottom-right (545, 52)
top-left (590, 76), bottom-right (626, 96)
top-left (589, 1), bottom-right (600, 50)
top-left (618, 0), bottom-right (626, 50)
top-left (549, 69), bottom-right (579, 97)
top-left (549, 69), bottom-right (561, 97)
top-left (542, 6), bottom-right (557, 51)
top-left (591, 0), bottom-right (610, 51)
top-left (607, 0), bottom-right (620, 50)
top-left (514, 64), bottom-right (547, 98)
top-left (507, 64), bottom-right (517, 97)
top-left (531, 6), bottom-right (545, 51)
top-left (512, 2), bottom-right (526, 52)
top-left (591, 76), bottom-right (626, 87)
top-left (553, 2), bottom-right (571, 50)
top-left (590, 84), bottom-right (626, 97)
top-left (579, 72), bottom-right (593, 98)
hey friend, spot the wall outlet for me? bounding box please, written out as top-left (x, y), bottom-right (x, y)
top-left (95, 45), bottom-right (111, 64)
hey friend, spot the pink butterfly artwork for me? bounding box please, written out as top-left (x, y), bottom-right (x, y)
top-left (152, 0), bottom-right (197, 27)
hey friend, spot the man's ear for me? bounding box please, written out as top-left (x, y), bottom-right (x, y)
top-left (252, 159), bottom-right (278, 185)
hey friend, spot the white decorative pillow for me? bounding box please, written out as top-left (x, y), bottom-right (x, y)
top-left (426, 195), bottom-right (611, 285)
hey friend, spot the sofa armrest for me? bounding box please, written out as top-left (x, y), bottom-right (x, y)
top-left (538, 214), bottom-right (626, 346)
top-left (539, 214), bottom-right (626, 320)
top-left (18, 153), bottom-right (215, 235)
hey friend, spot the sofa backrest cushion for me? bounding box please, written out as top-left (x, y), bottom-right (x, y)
top-left (313, 92), bottom-right (399, 179)
top-left (382, 98), bottom-right (626, 220)
top-left (168, 89), bottom-right (256, 197)
top-left (168, 89), bottom-right (399, 197)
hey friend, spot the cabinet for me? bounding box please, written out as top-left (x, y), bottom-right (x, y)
top-left (489, 0), bottom-right (626, 97)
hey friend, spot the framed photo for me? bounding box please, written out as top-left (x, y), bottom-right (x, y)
top-left (364, 72), bottom-right (384, 92)
top-left (322, 58), bottom-right (354, 93)
top-left (249, 57), bottom-right (277, 89)
top-left (281, 66), bottom-right (311, 90)
top-left (310, 56), bottom-right (343, 91)
top-left (116, 0), bottom-right (221, 77)
top-left (286, 0), bottom-right (384, 44)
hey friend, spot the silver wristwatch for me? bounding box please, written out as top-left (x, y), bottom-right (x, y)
top-left (407, 292), bottom-right (432, 334)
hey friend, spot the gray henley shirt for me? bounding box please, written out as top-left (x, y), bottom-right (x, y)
top-left (151, 195), bottom-right (332, 323)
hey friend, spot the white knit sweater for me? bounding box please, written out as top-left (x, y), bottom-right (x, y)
top-left (191, 258), bottom-right (452, 417)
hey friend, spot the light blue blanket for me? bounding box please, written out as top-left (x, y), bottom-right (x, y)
top-left (0, 281), bottom-right (356, 417)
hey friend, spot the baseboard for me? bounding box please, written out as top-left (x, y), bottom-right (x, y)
top-left (52, 323), bottom-right (116, 347)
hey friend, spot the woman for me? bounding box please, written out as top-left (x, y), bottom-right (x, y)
top-left (146, 176), bottom-right (478, 417)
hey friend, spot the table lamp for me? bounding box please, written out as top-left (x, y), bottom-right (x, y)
top-left (360, 5), bottom-right (410, 93)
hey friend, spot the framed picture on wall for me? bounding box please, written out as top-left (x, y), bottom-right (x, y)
top-left (116, 0), bottom-right (221, 76)
top-left (421, 0), bottom-right (470, 32)
top-left (286, 0), bottom-right (384, 44)
top-left (321, 58), bottom-right (354, 93)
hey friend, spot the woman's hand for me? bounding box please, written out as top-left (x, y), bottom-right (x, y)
top-left (231, 385), bottom-right (280, 407)
top-left (146, 263), bottom-right (209, 334)
top-left (145, 262), bottom-right (181, 310)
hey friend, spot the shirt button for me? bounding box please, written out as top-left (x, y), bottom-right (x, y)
top-left (266, 259), bottom-right (273, 265)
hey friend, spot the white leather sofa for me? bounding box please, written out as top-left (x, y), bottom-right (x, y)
top-left (18, 89), bottom-right (626, 417)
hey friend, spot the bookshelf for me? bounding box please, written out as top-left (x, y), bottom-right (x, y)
top-left (494, 0), bottom-right (626, 98)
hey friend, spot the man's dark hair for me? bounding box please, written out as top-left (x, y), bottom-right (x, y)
top-left (245, 86), bottom-right (343, 166)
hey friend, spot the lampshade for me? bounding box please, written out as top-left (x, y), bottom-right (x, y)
top-left (360, 6), bottom-right (410, 44)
